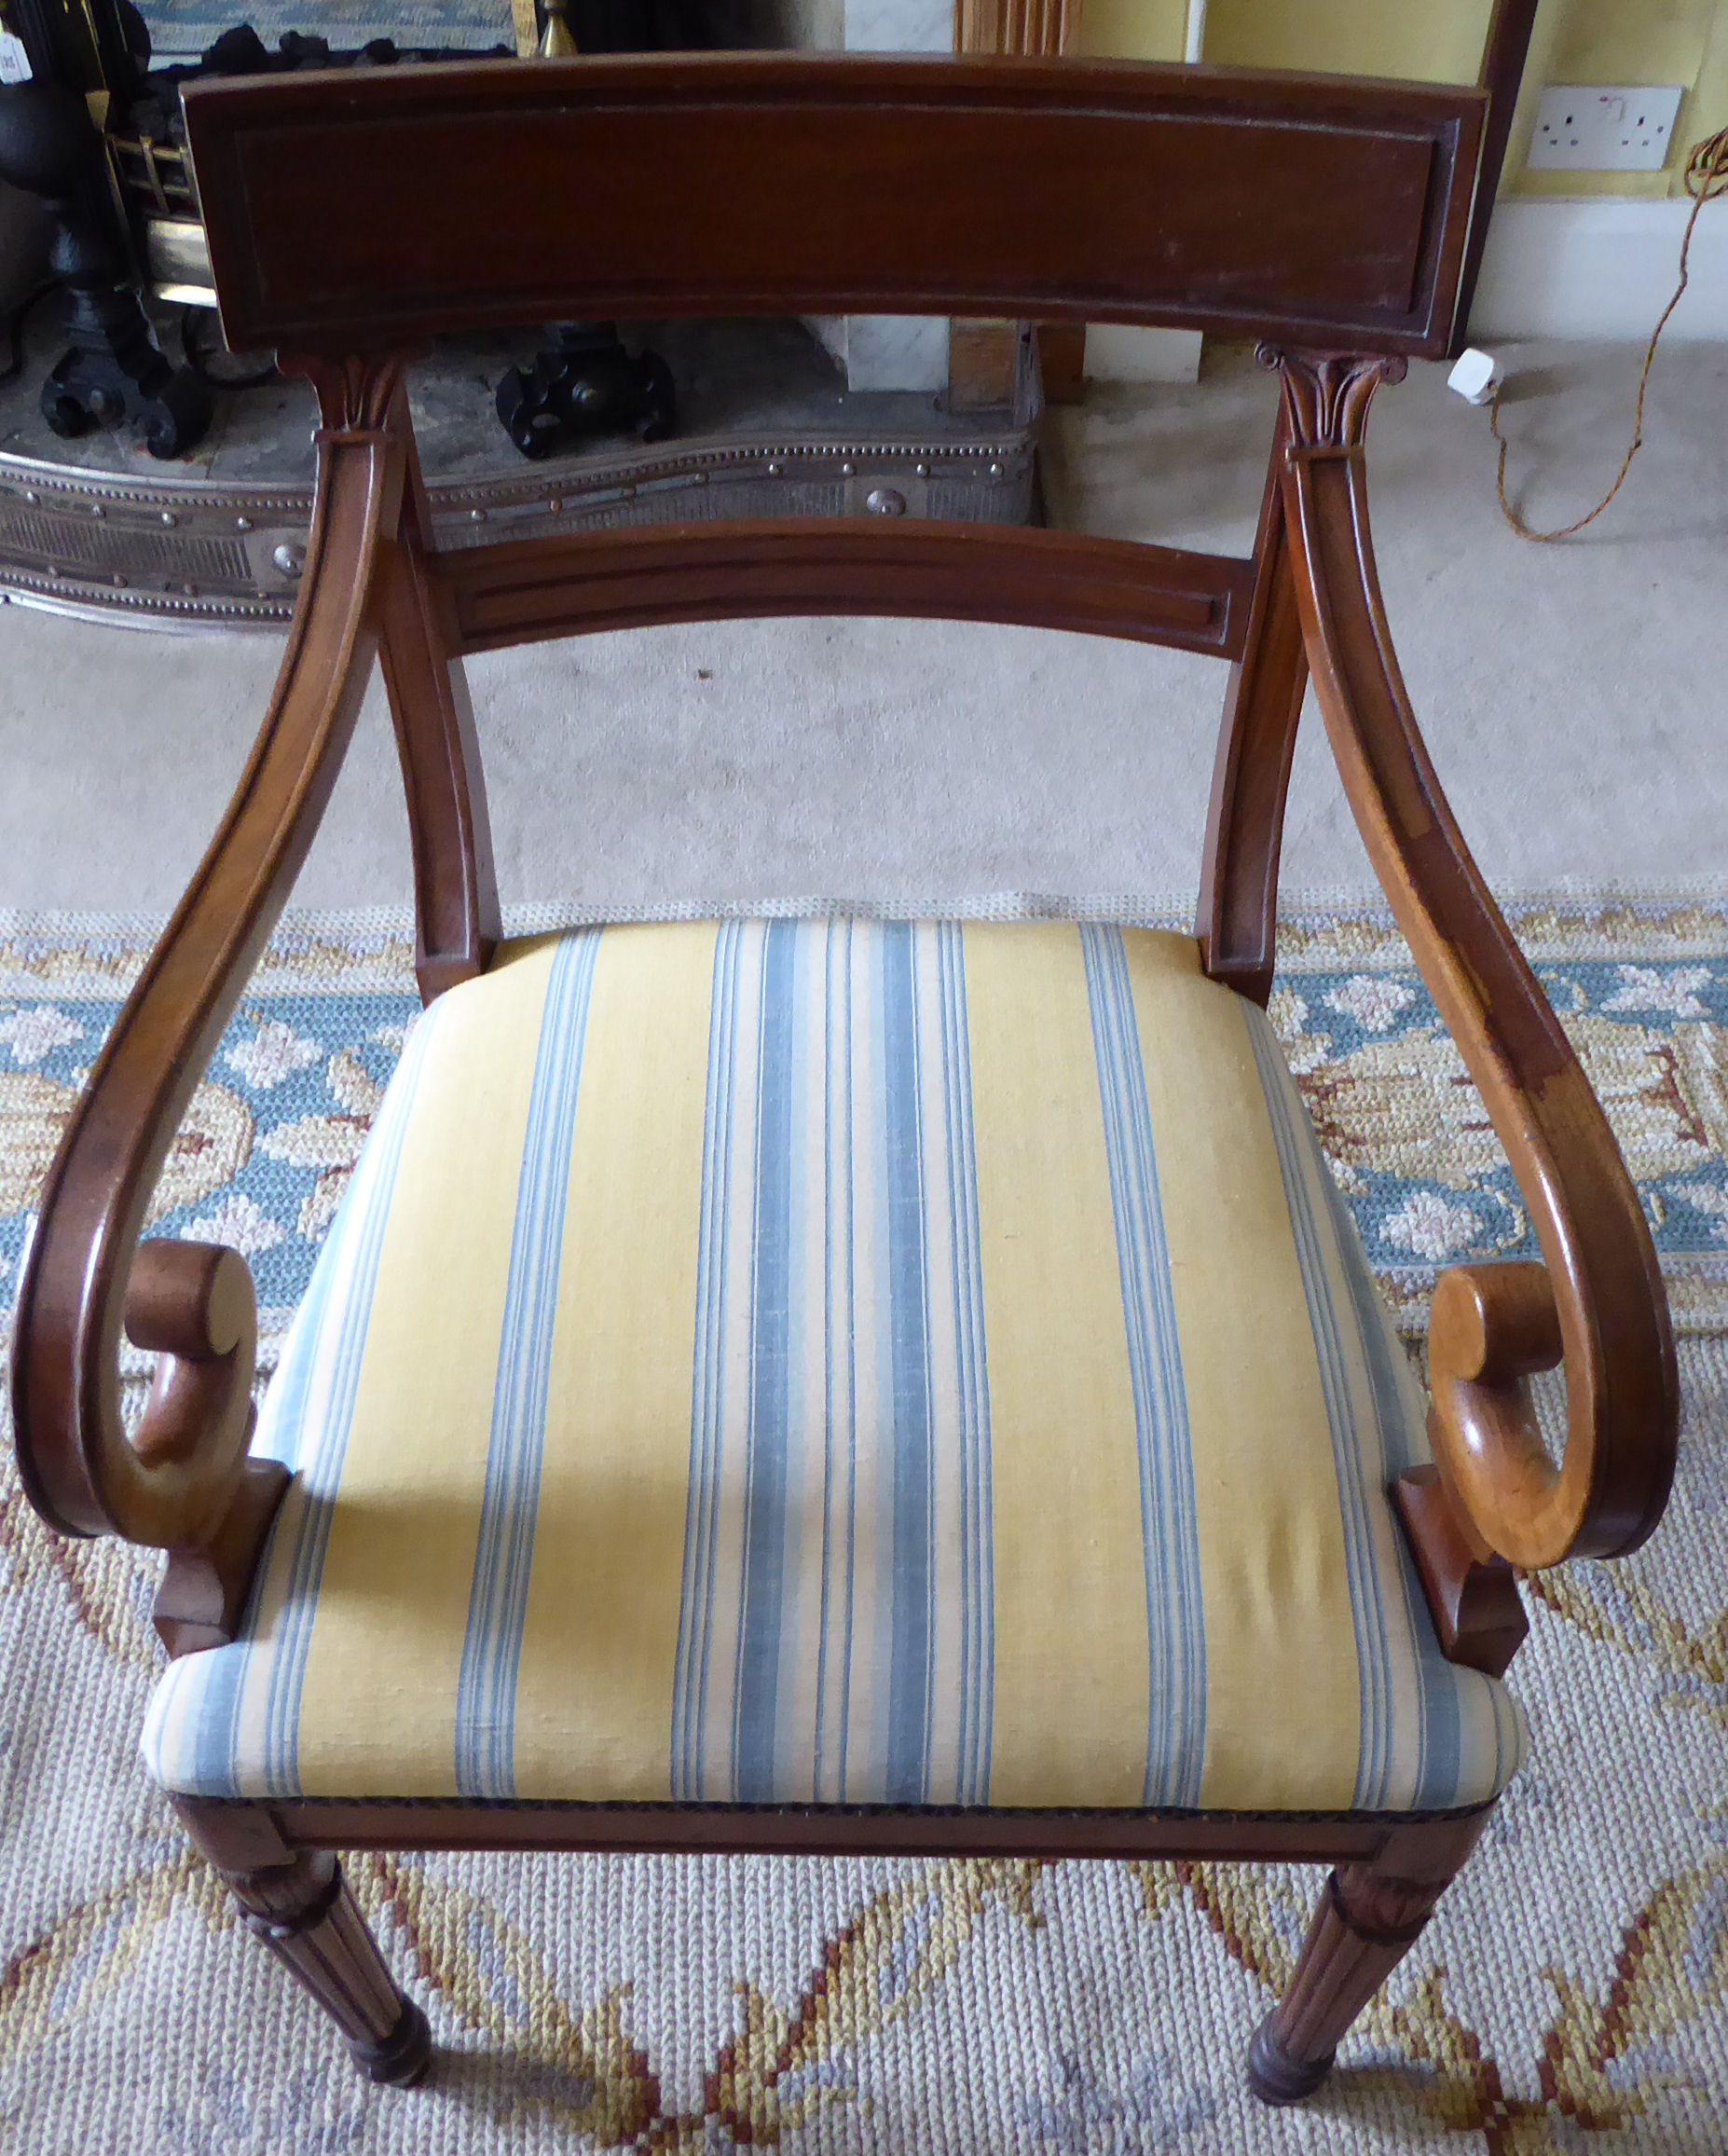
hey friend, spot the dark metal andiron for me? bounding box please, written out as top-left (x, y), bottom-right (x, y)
top-left (495, 320), bottom-right (676, 459)
top-left (0, 76), bottom-right (210, 456)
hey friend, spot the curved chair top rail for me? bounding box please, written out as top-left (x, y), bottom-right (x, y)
top-left (182, 54), bottom-right (1486, 362)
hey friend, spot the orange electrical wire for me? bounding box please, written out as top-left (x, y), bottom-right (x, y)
top-left (1491, 122), bottom-right (1728, 542)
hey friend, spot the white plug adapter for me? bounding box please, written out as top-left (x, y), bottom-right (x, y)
top-left (1447, 349), bottom-right (1503, 406)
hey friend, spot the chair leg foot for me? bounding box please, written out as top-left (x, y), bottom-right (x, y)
top-left (226, 1849), bottom-right (432, 2086)
top-left (1247, 2012), bottom-right (1334, 2104)
top-left (350, 1998), bottom-right (434, 2088)
top-left (1245, 1811), bottom-right (1490, 2107)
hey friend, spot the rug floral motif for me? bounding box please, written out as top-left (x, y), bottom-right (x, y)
top-left (1, 902), bottom-right (1725, 2154)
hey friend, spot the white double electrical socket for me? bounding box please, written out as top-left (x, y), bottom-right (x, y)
top-left (1528, 84), bottom-right (1684, 172)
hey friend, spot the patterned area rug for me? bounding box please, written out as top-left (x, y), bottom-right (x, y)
top-left (2, 899), bottom-right (1725, 2153)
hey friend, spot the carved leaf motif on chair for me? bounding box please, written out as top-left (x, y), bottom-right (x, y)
top-left (1258, 346), bottom-right (1407, 448)
top-left (292, 352), bottom-right (415, 439)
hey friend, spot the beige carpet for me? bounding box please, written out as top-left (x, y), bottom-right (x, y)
top-left (2, 901), bottom-right (1726, 2152)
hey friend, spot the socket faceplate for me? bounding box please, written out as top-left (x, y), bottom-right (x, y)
top-left (1529, 85), bottom-right (1684, 172)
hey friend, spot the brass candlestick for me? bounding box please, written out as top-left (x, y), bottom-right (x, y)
top-left (538, 0), bottom-right (577, 56)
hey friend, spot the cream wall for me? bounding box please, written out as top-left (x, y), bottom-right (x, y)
top-left (1077, 0), bottom-right (1185, 64)
top-left (1081, 0), bottom-right (1727, 200)
top-left (1197, 0), bottom-right (1491, 82)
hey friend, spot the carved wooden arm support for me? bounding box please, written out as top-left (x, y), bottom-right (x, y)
top-left (8, 358), bottom-right (408, 1620)
top-left (1269, 348), bottom-right (1680, 1574)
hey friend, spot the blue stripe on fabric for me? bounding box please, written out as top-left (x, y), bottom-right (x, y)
top-left (1079, 926), bottom-right (1207, 1808)
top-left (1244, 1011), bottom-right (1399, 1809)
top-left (939, 922), bottom-right (993, 1806)
top-left (454, 933), bottom-right (600, 1799)
top-left (673, 920), bottom-right (744, 1801)
top-left (811, 918), bottom-right (838, 1801)
top-left (205, 1219), bottom-right (350, 1796)
top-left (185, 1670), bottom-right (245, 1797)
top-left (178, 1650), bottom-right (251, 1800)
top-left (255, 997), bottom-right (445, 1799)
top-left (881, 923), bottom-right (937, 1805)
top-left (1317, 1165), bottom-right (1465, 1807)
top-left (1496, 1674), bottom-right (1525, 1784)
top-left (813, 916), bottom-right (858, 1802)
top-left (731, 920), bottom-right (800, 1803)
top-left (157, 1200), bottom-right (354, 1797)
top-left (838, 924), bottom-right (859, 1802)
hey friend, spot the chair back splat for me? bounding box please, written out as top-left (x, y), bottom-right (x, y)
top-left (186, 59), bottom-right (1483, 355)
top-left (5, 49), bottom-right (1680, 2117)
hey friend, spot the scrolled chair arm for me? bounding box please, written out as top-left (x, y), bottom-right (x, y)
top-left (1268, 345), bottom-right (1680, 1579)
top-left (8, 355), bottom-right (411, 1641)
top-left (16, 1229), bottom-right (260, 1543)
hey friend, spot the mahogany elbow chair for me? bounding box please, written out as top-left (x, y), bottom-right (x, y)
top-left (9, 51), bottom-right (1678, 2107)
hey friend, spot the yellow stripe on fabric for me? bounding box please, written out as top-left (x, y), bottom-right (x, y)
top-left (293, 940), bottom-right (559, 1796)
top-left (966, 921), bottom-right (1150, 1808)
top-left (511, 923), bottom-right (719, 1801)
top-left (1124, 942), bottom-right (1362, 1810)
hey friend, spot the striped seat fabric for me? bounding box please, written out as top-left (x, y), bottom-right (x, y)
top-left (143, 921), bottom-right (1525, 1814)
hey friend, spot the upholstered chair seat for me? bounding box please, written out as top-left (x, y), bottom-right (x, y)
top-left (144, 920), bottom-right (1524, 1815)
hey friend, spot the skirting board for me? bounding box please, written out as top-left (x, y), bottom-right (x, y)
top-left (1082, 200), bottom-right (1727, 376)
top-left (1469, 196), bottom-right (1728, 342)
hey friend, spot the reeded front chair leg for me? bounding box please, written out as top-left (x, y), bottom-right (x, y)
top-left (1247, 1810), bottom-right (1489, 2104)
top-left (226, 1850), bottom-right (432, 2087)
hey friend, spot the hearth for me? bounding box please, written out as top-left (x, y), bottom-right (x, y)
top-left (0, 313), bottom-right (1040, 628)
